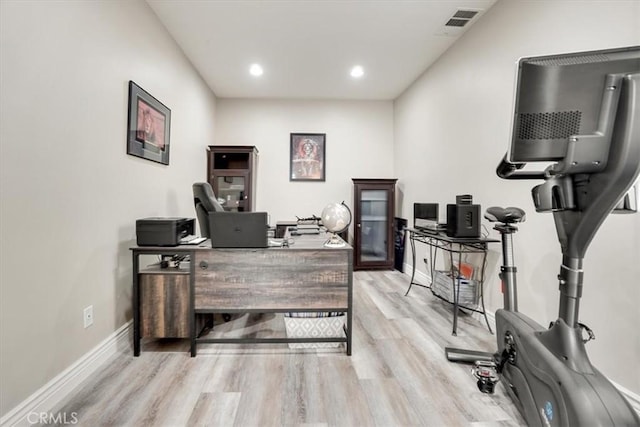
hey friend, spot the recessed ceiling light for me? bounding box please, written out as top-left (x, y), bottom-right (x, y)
top-left (350, 65), bottom-right (364, 78)
top-left (249, 64), bottom-right (263, 77)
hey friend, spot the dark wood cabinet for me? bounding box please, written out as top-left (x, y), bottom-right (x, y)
top-left (207, 145), bottom-right (258, 212)
top-left (352, 178), bottom-right (397, 270)
top-left (139, 270), bottom-right (190, 338)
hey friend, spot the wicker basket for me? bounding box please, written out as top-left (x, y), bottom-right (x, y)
top-left (283, 313), bottom-right (345, 349)
top-left (432, 270), bottom-right (479, 306)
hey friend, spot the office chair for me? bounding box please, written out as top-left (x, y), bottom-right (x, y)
top-left (192, 182), bottom-right (225, 238)
top-left (192, 182), bottom-right (232, 323)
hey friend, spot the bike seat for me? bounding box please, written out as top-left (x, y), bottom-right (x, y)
top-left (484, 206), bottom-right (526, 224)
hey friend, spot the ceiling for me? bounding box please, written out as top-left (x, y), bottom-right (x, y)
top-left (147, 0), bottom-right (497, 100)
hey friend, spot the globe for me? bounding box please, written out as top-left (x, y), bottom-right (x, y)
top-left (321, 202), bottom-right (352, 247)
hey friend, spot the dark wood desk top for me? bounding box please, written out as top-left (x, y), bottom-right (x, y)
top-left (131, 231), bottom-right (352, 252)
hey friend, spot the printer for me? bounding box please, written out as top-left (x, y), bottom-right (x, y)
top-left (136, 217), bottom-right (195, 246)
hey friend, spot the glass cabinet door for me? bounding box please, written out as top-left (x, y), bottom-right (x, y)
top-left (359, 189), bottom-right (389, 262)
top-left (353, 178), bottom-right (397, 270)
top-left (215, 174), bottom-right (247, 211)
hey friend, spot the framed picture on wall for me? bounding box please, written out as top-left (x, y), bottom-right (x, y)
top-left (290, 133), bottom-right (325, 181)
top-left (126, 81), bottom-right (171, 165)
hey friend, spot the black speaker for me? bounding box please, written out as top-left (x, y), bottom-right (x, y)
top-left (446, 204), bottom-right (480, 238)
top-left (456, 194), bottom-right (473, 205)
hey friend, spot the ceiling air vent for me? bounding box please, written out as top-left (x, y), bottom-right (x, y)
top-left (445, 18), bottom-right (468, 27)
top-left (438, 8), bottom-right (482, 36)
top-left (445, 9), bottom-right (479, 28)
top-left (453, 10), bottom-right (479, 20)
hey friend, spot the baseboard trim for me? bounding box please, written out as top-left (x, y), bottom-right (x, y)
top-left (1, 321), bottom-right (132, 427)
top-left (402, 261), bottom-right (431, 286)
top-left (401, 265), bottom-right (639, 416)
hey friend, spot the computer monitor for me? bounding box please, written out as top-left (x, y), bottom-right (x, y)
top-left (414, 203), bottom-right (439, 229)
top-left (506, 46), bottom-right (640, 174)
top-left (498, 46), bottom-right (639, 260)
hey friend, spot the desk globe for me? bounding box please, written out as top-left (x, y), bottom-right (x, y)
top-left (321, 202), bottom-right (351, 247)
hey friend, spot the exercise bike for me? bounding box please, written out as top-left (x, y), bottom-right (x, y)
top-left (446, 46), bottom-right (640, 426)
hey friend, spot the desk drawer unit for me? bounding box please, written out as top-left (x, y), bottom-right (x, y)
top-left (194, 249), bottom-right (349, 311)
top-left (139, 272), bottom-right (190, 338)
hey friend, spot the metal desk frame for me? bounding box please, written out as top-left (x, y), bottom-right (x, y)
top-left (405, 228), bottom-right (498, 335)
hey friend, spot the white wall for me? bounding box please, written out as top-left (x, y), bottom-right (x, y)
top-left (0, 0), bottom-right (217, 416)
top-left (215, 99), bottom-right (395, 233)
top-left (394, 0), bottom-right (640, 393)
top-left (2, 0), bottom-right (638, 418)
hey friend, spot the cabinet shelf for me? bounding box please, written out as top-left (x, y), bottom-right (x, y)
top-left (362, 216), bottom-right (387, 222)
top-left (140, 268), bottom-right (190, 275)
top-left (140, 262), bottom-right (190, 275)
top-left (207, 146), bottom-right (258, 212)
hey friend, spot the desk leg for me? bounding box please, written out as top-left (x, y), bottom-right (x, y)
top-left (190, 260), bottom-right (196, 357)
top-left (346, 310), bottom-right (352, 356)
top-left (189, 260), bottom-right (196, 357)
top-left (132, 253), bottom-right (141, 357)
top-left (347, 250), bottom-right (353, 356)
top-left (450, 249), bottom-right (461, 336)
top-left (479, 248), bottom-right (493, 334)
top-left (405, 231), bottom-right (417, 296)
top-left (190, 310), bottom-right (196, 357)
top-left (429, 242), bottom-right (435, 286)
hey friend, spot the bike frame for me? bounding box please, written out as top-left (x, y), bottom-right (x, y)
top-left (447, 72), bottom-right (640, 426)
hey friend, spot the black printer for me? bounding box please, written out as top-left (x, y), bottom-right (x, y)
top-left (136, 217), bottom-right (195, 246)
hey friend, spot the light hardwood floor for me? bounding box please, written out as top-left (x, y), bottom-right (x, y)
top-left (50, 270), bottom-right (525, 426)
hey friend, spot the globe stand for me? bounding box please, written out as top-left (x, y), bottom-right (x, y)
top-left (321, 201), bottom-right (352, 248)
top-left (324, 232), bottom-right (346, 248)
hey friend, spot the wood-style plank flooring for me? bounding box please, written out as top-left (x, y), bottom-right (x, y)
top-left (50, 270), bottom-right (525, 426)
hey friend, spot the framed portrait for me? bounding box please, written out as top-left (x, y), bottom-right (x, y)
top-left (290, 133), bottom-right (326, 181)
top-left (126, 81), bottom-right (171, 165)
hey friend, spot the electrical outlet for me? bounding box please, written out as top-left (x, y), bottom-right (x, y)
top-left (83, 305), bottom-right (93, 328)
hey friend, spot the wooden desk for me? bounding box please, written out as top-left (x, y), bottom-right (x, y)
top-left (131, 232), bottom-right (353, 356)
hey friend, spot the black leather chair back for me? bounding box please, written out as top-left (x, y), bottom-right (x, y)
top-left (192, 182), bottom-right (224, 238)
